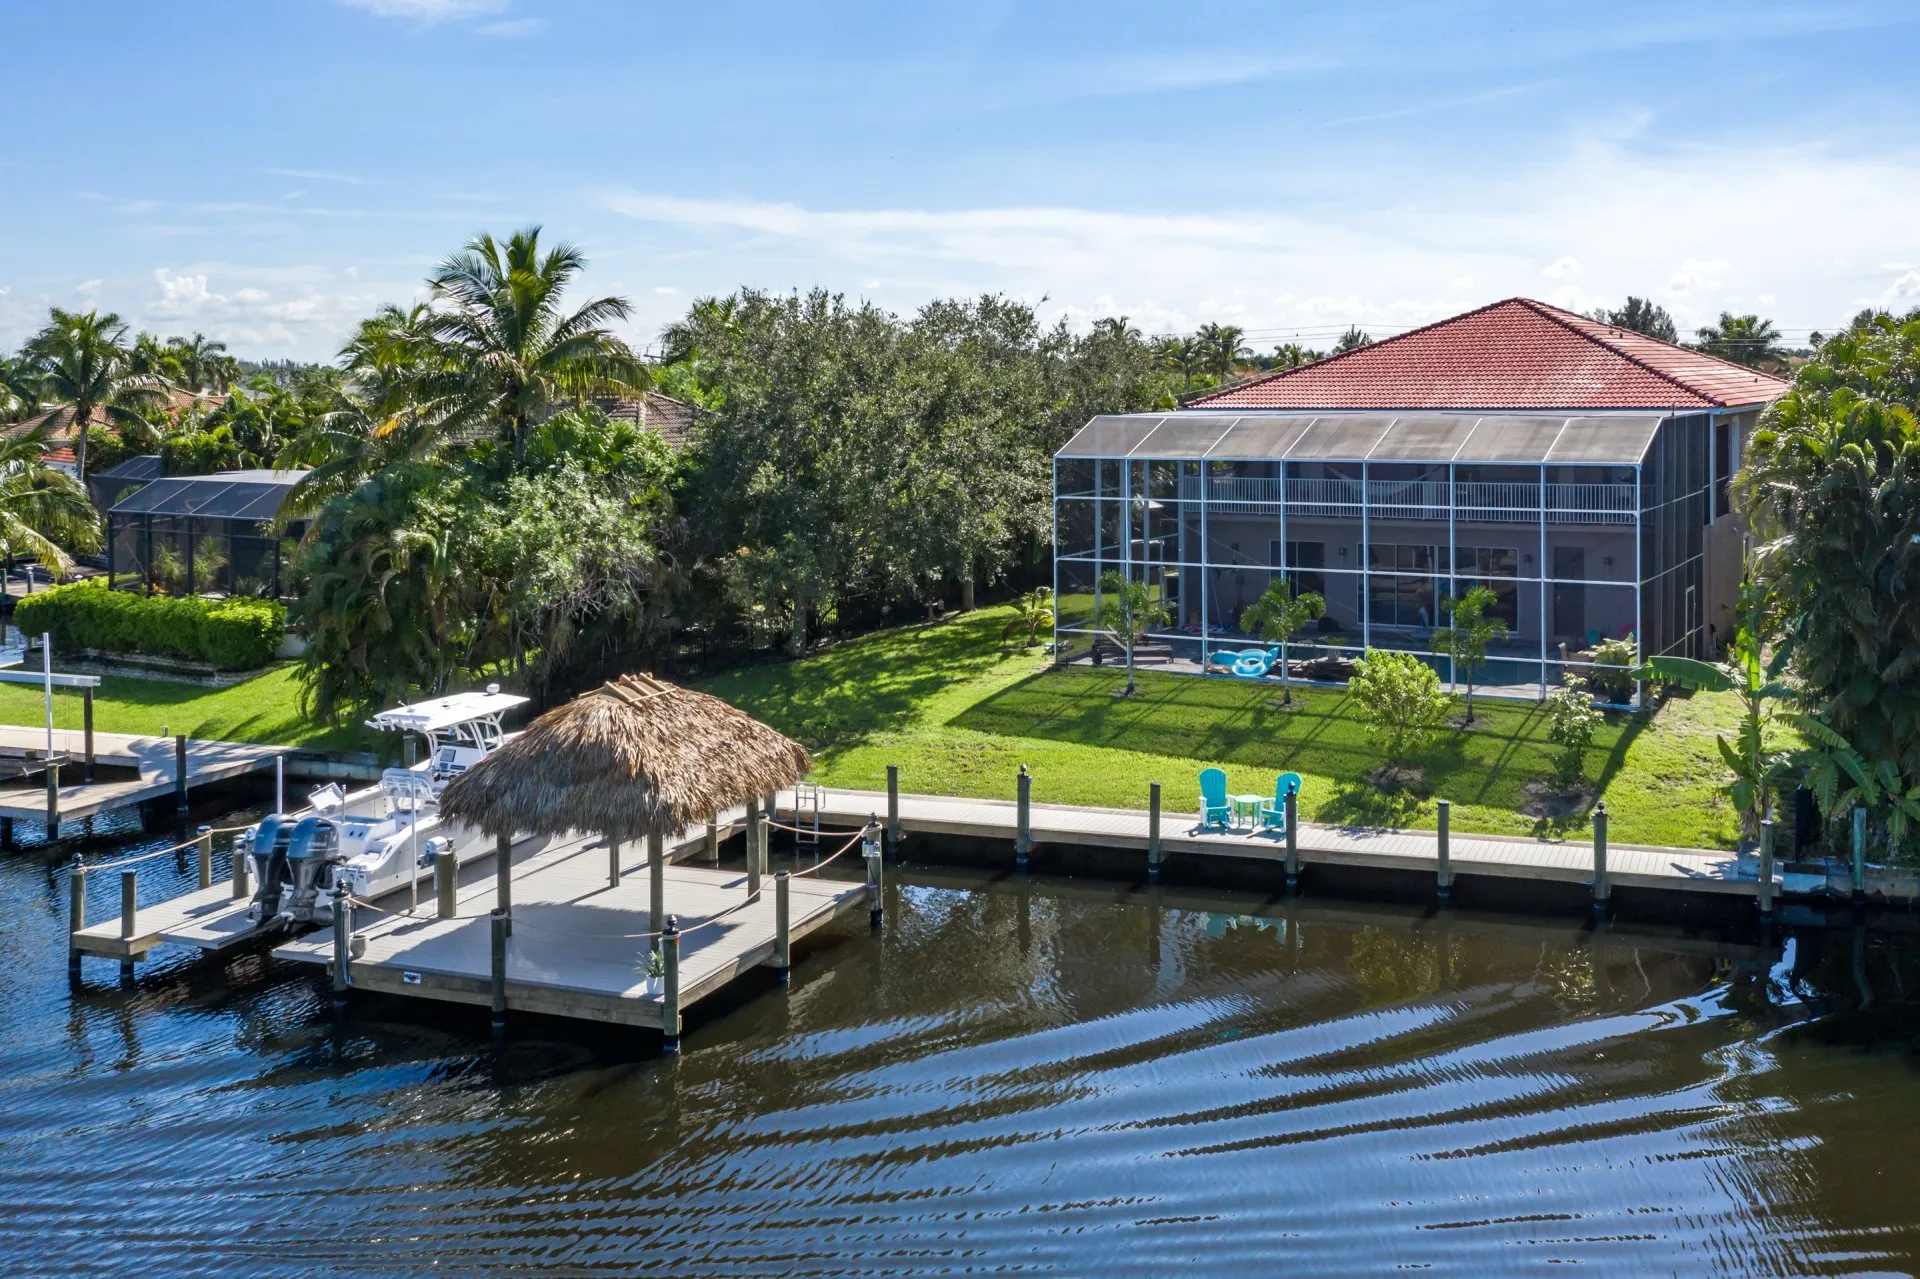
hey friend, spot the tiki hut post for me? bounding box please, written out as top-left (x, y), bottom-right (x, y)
top-left (495, 832), bottom-right (512, 932)
top-left (745, 803), bottom-right (764, 901)
top-left (648, 830), bottom-right (666, 945)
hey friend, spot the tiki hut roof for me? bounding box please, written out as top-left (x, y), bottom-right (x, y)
top-left (436, 673), bottom-right (811, 844)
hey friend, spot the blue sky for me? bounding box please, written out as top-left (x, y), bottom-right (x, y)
top-left (2, 0), bottom-right (1916, 359)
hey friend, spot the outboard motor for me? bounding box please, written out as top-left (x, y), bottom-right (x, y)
top-left (284, 817), bottom-right (342, 923)
top-left (247, 815), bottom-right (296, 921)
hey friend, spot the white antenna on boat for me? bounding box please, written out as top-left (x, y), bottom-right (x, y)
top-left (41, 632), bottom-right (53, 765)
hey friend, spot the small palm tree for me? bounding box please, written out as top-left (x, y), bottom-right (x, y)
top-left (1195, 322), bottom-right (1250, 382)
top-left (1694, 313), bottom-right (1784, 370)
top-left (1095, 569), bottom-right (1169, 696)
top-left (420, 226), bottom-right (651, 461)
top-left (1333, 326), bottom-right (1373, 354)
top-left (0, 423), bottom-right (101, 573)
top-left (1239, 579), bottom-right (1326, 704)
top-left (1271, 343), bottom-right (1319, 370)
top-left (24, 308), bottom-right (167, 481)
top-left (1002, 587), bottom-right (1055, 648)
top-left (1431, 584), bottom-right (1509, 723)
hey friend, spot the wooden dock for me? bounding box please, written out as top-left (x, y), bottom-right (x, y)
top-left (0, 725), bottom-right (280, 833)
top-left (786, 786), bottom-right (1774, 902)
top-left (273, 824), bottom-right (869, 1029)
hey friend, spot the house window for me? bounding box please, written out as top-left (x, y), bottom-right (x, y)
top-left (1270, 540), bottom-right (1326, 596)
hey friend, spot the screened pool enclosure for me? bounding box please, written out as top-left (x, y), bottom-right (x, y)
top-left (1053, 411), bottom-right (1731, 706)
top-left (106, 470), bottom-right (308, 599)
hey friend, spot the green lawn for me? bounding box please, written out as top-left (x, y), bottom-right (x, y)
top-left (0, 664), bottom-right (379, 754)
top-left (703, 604), bottom-right (1747, 849)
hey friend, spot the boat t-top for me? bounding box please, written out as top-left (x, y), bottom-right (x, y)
top-left (242, 686), bottom-right (528, 927)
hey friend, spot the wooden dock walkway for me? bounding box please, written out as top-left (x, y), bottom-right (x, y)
top-left (785, 787), bottom-right (1769, 901)
top-left (274, 825), bottom-right (868, 1029)
top-left (0, 725), bottom-right (280, 832)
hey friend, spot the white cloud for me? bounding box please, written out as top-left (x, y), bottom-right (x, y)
top-left (75, 278), bottom-right (102, 297)
top-left (333, 0), bottom-right (503, 20)
top-left (261, 167), bottom-right (361, 184)
top-left (652, 286), bottom-right (680, 295)
top-left (475, 17), bottom-right (541, 36)
top-left (1886, 270), bottom-right (1920, 303)
top-left (143, 267), bottom-right (382, 350)
top-left (602, 140), bottom-right (1920, 344)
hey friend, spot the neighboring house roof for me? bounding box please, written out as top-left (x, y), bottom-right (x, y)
top-left (1058, 410), bottom-right (1665, 465)
top-left (1189, 298), bottom-right (1790, 412)
top-left (26, 387), bottom-right (227, 444)
top-left (597, 390), bottom-right (702, 448)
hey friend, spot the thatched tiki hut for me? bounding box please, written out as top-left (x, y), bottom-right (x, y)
top-left (437, 673), bottom-right (812, 938)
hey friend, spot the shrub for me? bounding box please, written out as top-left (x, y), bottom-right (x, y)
top-left (1589, 636), bottom-right (1638, 702)
top-left (14, 580), bottom-right (286, 670)
top-left (1546, 675), bottom-right (1603, 783)
top-left (1348, 649), bottom-right (1452, 764)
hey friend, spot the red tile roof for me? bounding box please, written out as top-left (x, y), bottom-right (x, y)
top-left (1190, 298), bottom-right (1790, 411)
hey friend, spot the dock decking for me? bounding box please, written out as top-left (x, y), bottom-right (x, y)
top-left (0, 725), bottom-right (279, 828)
top-left (788, 787), bottom-right (1769, 899)
top-left (274, 828), bottom-right (868, 1029)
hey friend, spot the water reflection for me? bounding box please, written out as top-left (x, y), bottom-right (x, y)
top-left (3, 818), bottom-right (1920, 1274)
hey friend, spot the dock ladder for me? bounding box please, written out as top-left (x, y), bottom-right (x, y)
top-left (792, 782), bottom-right (824, 849)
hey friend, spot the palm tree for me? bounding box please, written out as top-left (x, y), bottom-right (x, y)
top-left (1239, 579), bottom-right (1326, 704)
top-left (1095, 568), bottom-right (1170, 696)
top-left (1431, 584), bottom-right (1509, 723)
top-left (23, 308), bottom-right (167, 481)
top-left (170, 333), bottom-right (229, 392)
top-left (1157, 336), bottom-right (1206, 391)
top-left (1002, 587), bottom-right (1055, 648)
top-left (1195, 323), bottom-right (1250, 382)
top-left (420, 226), bottom-right (650, 461)
top-left (1333, 326), bottom-right (1373, 354)
top-left (1694, 313), bottom-right (1784, 370)
top-left (129, 332), bottom-right (183, 383)
top-left (1271, 343), bottom-right (1319, 370)
top-left (0, 356), bottom-right (44, 423)
top-left (0, 423), bottom-right (101, 573)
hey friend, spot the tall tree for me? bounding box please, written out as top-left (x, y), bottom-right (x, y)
top-left (1157, 335), bottom-right (1206, 390)
top-left (1591, 297), bottom-right (1679, 343)
top-left (23, 308), bottom-right (166, 480)
top-left (168, 333), bottom-right (229, 391)
top-left (1741, 312), bottom-right (1920, 848)
top-left (419, 226), bottom-right (650, 462)
top-left (1694, 313), bottom-right (1784, 369)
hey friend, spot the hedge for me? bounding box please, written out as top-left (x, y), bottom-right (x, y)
top-left (15, 580), bottom-right (287, 671)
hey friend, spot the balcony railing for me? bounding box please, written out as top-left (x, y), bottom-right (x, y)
top-left (1176, 475), bottom-right (1636, 524)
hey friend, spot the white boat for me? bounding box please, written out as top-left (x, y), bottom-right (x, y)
top-left (240, 687), bottom-right (528, 926)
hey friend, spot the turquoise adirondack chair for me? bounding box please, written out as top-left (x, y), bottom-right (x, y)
top-left (1199, 767), bottom-right (1232, 830)
top-left (1259, 772), bottom-right (1303, 832)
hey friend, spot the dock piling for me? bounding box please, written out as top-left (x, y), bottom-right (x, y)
top-left (1436, 800), bottom-right (1452, 902)
top-left (703, 818), bottom-right (718, 864)
top-left (174, 735), bottom-right (188, 814)
top-left (1852, 806), bottom-right (1867, 907)
top-left (886, 764), bottom-right (901, 856)
top-left (2, 816), bottom-right (12, 848)
top-left (1591, 802), bottom-right (1609, 917)
top-left (435, 843), bottom-right (456, 918)
top-left (745, 803), bottom-right (763, 901)
top-left (649, 831), bottom-right (666, 943)
top-left (67, 865), bottom-right (85, 980)
top-left (660, 916), bottom-right (681, 1053)
top-left (1015, 765), bottom-right (1032, 870)
top-left (45, 761), bottom-right (59, 842)
top-left (608, 838), bottom-right (621, 889)
top-left (119, 868), bottom-right (137, 941)
top-left (331, 886), bottom-right (351, 1007)
top-left (82, 688), bottom-right (94, 782)
top-left (195, 824), bottom-right (213, 891)
top-left (774, 870), bottom-right (792, 981)
top-left (1758, 818), bottom-right (1776, 920)
top-left (1147, 782), bottom-right (1162, 880)
top-left (489, 909), bottom-right (507, 1029)
top-left (864, 817), bottom-right (884, 927)
top-left (1284, 788), bottom-right (1299, 893)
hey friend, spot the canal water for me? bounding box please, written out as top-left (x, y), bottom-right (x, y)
top-left (3, 798), bottom-right (1919, 1276)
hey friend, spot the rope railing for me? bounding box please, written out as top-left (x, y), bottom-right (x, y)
top-left (74, 821), bottom-right (260, 875)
